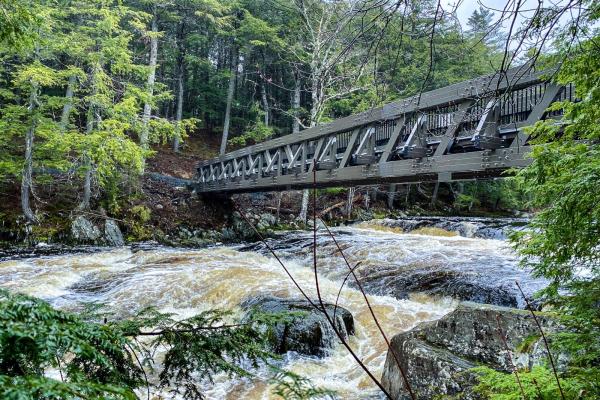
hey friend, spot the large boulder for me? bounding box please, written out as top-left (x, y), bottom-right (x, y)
top-left (355, 264), bottom-right (529, 308)
top-left (242, 296), bottom-right (354, 357)
top-left (71, 215), bottom-right (127, 246)
top-left (104, 219), bottom-right (125, 246)
top-left (71, 215), bottom-right (102, 244)
top-left (381, 302), bottom-right (556, 400)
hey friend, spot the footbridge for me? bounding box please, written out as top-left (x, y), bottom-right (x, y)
top-left (193, 67), bottom-right (571, 194)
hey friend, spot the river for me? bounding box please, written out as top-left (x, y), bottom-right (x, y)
top-left (0, 221), bottom-right (546, 399)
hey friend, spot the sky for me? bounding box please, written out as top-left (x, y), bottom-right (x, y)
top-left (449, 0), bottom-right (577, 28)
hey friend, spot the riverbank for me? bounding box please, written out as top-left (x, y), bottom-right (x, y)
top-left (0, 182), bottom-right (527, 249)
top-left (1, 137), bottom-right (528, 247)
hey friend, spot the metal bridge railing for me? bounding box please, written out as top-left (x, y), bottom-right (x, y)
top-left (193, 66), bottom-right (567, 194)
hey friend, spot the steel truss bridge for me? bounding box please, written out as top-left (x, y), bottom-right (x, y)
top-left (193, 67), bottom-right (571, 194)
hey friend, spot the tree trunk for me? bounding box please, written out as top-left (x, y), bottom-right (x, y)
top-left (173, 22), bottom-right (185, 152)
top-left (81, 160), bottom-right (92, 210)
top-left (140, 16), bottom-right (158, 151)
top-left (260, 78), bottom-right (269, 126)
top-left (79, 107), bottom-right (95, 210)
top-left (292, 69), bottom-right (301, 134)
top-left (220, 46), bottom-right (238, 155)
top-left (387, 183), bottom-right (396, 209)
top-left (299, 76), bottom-right (320, 223)
top-left (431, 181), bottom-right (440, 205)
top-left (173, 60), bottom-right (184, 152)
top-left (21, 82), bottom-right (39, 223)
top-left (298, 190), bottom-right (309, 223)
top-left (290, 69), bottom-right (306, 224)
top-left (59, 74), bottom-right (76, 132)
top-left (276, 192), bottom-right (282, 223)
top-left (346, 187), bottom-right (356, 218)
top-left (364, 188), bottom-right (370, 209)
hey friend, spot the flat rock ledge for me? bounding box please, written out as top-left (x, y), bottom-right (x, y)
top-left (242, 296), bottom-right (354, 357)
top-left (382, 302), bottom-right (557, 400)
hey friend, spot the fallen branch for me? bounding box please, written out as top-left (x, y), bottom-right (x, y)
top-left (319, 201), bottom-right (346, 216)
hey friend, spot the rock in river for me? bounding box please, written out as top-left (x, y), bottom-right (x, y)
top-left (355, 263), bottom-right (527, 308)
top-left (71, 215), bottom-right (102, 244)
top-left (381, 302), bottom-right (556, 399)
top-left (104, 219), bottom-right (125, 246)
top-left (242, 296), bottom-right (354, 357)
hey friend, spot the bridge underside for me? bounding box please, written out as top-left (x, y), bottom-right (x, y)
top-left (193, 67), bottom-right (571, 194)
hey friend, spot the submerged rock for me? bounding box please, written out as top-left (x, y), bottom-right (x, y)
top-left (363, 216), bottom-right (528, 240)
top-left (242, 296), bottom-right (354, 357)
top-left (381, 302), bottom-right (556, 399)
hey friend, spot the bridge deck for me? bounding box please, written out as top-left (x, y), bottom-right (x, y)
top-left (193, 67), bottom-right (570, 193)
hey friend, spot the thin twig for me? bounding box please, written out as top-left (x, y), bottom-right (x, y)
top-left (319, 218), bottom-right (416, 400)
top-left (515, 280), bottom-right (565, 400)
top-left (233, 194), bottom-right (393, 397)
top-left (126, 342), bottom-right (150, 400)
top-left (310, 164), bottom-right (394, 399)
top-left (332, 260), bottom-right (362, 320)
top-left (55, 355), bottom-right (64, 382)
top-left (532, 377), bottom-right (544, 400)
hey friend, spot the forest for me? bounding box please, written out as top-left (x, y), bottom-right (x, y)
top-left (1, 0), bottom-right (600, 399)
top-left (0, 0), bottom-right (509, 234)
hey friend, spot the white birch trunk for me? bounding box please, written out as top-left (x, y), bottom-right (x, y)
top-left (346, 187), bottom-right (356, 218)
top-left (387, 183), bottom-right (396, 209)
top-left (173, 62), bottom-right (184, 152)
top-left (292, 70), bottom-right (301, 134)
top-left (298, 75), bottom-right (320, 223)
top-left (220, 47), bottom-right (238, 155)
top-left (260, 78), bottom-right (269, 126)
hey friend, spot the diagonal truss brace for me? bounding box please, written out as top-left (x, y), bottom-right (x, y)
top-left (316, 136), bottom-right (338, 170)
top-left (397, 115), bottom-right (428, 158)
top-left (471, 98), bottom-right (502, 149)
top-left (352, 127), bottom-right (378, 165)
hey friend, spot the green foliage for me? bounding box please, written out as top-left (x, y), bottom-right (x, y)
top-left (269, 367), bottom-right (337, 399)
top-left (0, 376), bottom-right (137, 400)
top-left (0, 288), bottom-right (331, 399)
top-left (0, 289), bottom-right (143, 399)
top-left (115, 307), bottom-right (282, 399)
top-left (453, 193), bottom-right (481, 211)
top-left (317, 187), bottom-right (345, 196)
top-left (452, 180), bottom-right (524, 212)
top-left (473, 366), bottom-right (590, 400)
top-left (0, 0), bottom-right (38, 48)
top-left (126, 205), bottom-right (152, 240)
top-left (229, 118), bottom-right (274, 147)
top-left (479, 7), bottom-right (600, 400)
top-left (511, 144), bottom-right (600, 286)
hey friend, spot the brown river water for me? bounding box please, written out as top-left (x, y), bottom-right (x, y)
top-left (0, 222), bottom-right (544, 399)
